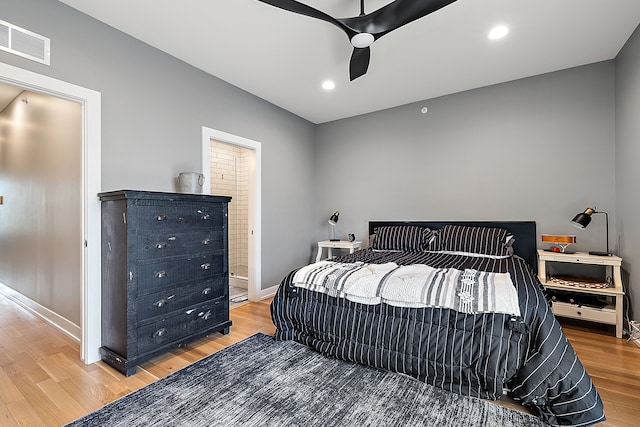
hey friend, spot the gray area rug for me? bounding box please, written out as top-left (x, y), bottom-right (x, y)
top-left (67, 333), bottom-right (544, 426)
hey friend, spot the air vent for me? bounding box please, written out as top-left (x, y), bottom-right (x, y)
top-left (0, 19), bottom-right (50, 65)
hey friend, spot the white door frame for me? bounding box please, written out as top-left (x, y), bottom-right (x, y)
top-left (0, 62), bottom-right (102, 364)
top-left (201, 127), bottom-right (262, 300)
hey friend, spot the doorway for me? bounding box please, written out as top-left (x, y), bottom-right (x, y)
top-left (0, 87), bottom-right (82, 331)
top-left (0, 62), bottom-right (102, 364)
top-left (201, 127), bottom-right (261, 301)
top-left (210, 140), bottom-right (251, 304)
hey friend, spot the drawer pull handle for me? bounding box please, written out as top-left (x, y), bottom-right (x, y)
top-left (154, 294), bottom-right (175, 308)
top-left (156, 242), bottom-right (167, 249)
top-left (202, 214), bottom-right (211, 220)
top-left (155, 215), bottom-right (167, 221)
top-left (155, 271), bottom-right (167, 278)
top-left (201, 263), bottom-right (211, 270)
top-left (202, 238), bottom-right (212, 245)
top-left (202, 287), bottom-right (212, 295)
top-left (198, 310), bottom-right (212, 320)
top-left (154, 328), bottom-right (168, 337)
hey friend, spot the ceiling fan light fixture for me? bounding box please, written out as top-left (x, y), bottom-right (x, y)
top-left (351, 33), bottom-right (374, 48)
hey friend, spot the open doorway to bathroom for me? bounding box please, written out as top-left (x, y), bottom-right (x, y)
top-left (210, 140), bottom-right (250, 306)
top-left (201, 126), bottom-right (262, 305)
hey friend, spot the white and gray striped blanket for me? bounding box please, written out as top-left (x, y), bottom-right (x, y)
top-left (292, 261), bottom-right (520, 317)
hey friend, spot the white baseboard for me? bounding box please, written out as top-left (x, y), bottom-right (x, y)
top-left (257, 285), bottom-right (278, 300)
top-left (0, 282), bottom-right (81, 343)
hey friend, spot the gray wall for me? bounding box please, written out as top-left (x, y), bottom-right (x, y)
top-left (0, 0), bottom-right (316, 302)
top-left (0, 91), bottom-right (82, 324)
top-left (315, 62), bottom-right (616, 258)
top-left (616, 24), bottom-right (640, 320)
top-left (1, 0), bottom-right (636, 324)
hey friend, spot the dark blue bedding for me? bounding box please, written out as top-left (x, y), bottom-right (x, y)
top-left (271, 249), bottom-right (605, 426)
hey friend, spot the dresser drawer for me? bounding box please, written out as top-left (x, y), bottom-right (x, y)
top-left (137, 276), bottom-right (227, 320)
top-left (135, 205), bottom-right (225, 231)
top-left (137, 253), bottom-right (225, 294)
top-left (136, 298), bottom-right (228, 354)
top-left (137, 230), bottom-right (225, 259)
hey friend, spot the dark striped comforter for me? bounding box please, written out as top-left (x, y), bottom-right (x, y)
top-left (271, 249), bottom-right (605, 426)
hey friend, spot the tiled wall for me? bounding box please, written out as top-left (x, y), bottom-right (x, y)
top-left (210, 140), bottom-right (249, 278)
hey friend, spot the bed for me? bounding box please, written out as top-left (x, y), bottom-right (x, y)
top-left (271, 221), bottom-right (605, 427)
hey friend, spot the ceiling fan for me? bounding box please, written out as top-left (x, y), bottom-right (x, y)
top-left (257, 0), bottom-right (458, 80)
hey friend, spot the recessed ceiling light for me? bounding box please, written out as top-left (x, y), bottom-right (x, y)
top-left (322, 80), bottom-right (335, 91)
top-left (488, 25), bottom-right (509, 40)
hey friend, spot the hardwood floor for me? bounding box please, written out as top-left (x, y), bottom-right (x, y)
top-left (0, 293), bottom-right (638, 426)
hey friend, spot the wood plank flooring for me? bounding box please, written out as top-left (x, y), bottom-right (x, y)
top-left (0, 293), bottom-right (638, 426)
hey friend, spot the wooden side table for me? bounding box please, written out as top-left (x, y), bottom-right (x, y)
top-left (316, 240), bottom-right (363, 262)
top-left (537, 249), bottom-right (624, 338)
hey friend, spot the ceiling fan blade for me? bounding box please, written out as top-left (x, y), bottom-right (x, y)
top-left (257, 0), bottom-right (348, 34)
top-left (349, 47), bottom-right (370, 81)
top-left (340, 0), bottom-right (458, 38)
top-left (260, 0), bottom-right (457, 81)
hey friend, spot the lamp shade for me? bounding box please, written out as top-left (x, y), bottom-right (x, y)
top-left (570, 207), bottom-right (611, 256)
top-left (571, 207), bottom-right (594, 229)
top-left (328, 211), bottom-right (339, 225)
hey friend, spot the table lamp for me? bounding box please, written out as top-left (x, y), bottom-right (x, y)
top-left (328, 211), bottom-right (340, 241)
top-left (571, 207), bottom-right (611, 256)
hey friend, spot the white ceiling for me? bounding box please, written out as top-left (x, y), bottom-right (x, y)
top-left (53, 0), bottom-right (640, 123)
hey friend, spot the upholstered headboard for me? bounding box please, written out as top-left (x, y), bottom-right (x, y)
top-left (368, 221), bottom-right (538, 274)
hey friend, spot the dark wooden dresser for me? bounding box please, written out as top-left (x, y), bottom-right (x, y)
top-left (98, 190), bottom-right (232, 375)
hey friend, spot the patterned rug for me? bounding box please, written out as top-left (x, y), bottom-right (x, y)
top-left (66, 333), bottom-right (544, 426)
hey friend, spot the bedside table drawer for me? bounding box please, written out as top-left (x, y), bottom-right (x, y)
top-left (545, 255), bottom-right (607, 264)
top-left (551, 301), bottom-right (616, 325)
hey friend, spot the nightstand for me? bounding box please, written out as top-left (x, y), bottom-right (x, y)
top-left (316, 240), bottom-right (363, 262)
top-left (537, 249), bottom-right (624, 338)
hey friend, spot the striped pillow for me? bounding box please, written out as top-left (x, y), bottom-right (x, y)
top-left (438, 225), bottom-right (514, 256)
top-left (371, 226), bottom-right (435, 251)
